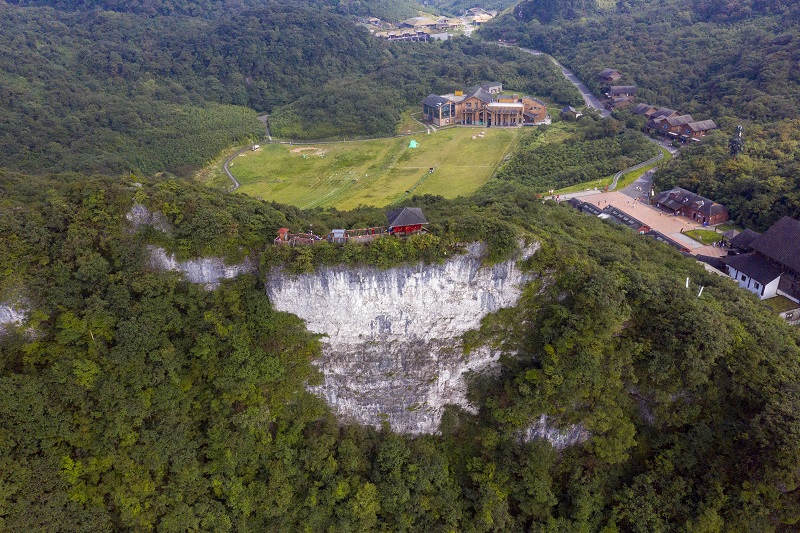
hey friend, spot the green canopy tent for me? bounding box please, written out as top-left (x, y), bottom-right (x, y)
top-left (408, 140), bottom-right (418, 148)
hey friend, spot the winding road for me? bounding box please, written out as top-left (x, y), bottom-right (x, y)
top-left (499, 44), bottom-right (610, 117)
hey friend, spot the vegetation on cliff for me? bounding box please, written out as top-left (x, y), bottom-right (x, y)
top-left (2, 170), bottom-right (800, 530)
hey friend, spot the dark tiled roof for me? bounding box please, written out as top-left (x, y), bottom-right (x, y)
top-left (688, 119), bottom-right (717, 132)
top-left (729, 228), bottom-right (761, 250)
top-left (695, 254), bottom-right (726, 271)
top-left (650, 108), bottom-right (677, 119)
top-left (562, 106), bottom-right (577, 113)
top-left (665, 114), bottom-right (695, 127)
top-left (749, 216), bottom-right (800, 272)
top-left (599, 206), bottom-right (649, 232)
top-left (608, 85), bottom-right (637, 95)
top-left (598, 68), bottom-right (621, 77)
top-left (645, 230), bottom-right (690, 252)
top-left (653, 187), bottom-right (727, 217)
top-left (386, 207), bottom-right (428, 228)
top-left (631, 103), bottom-right (655, 115)
top-left (480, 82), bottom-right (502, 90)
top-left (422, 94), bottom-right (450, 107)
top-left (463, 86), bottom-right (494, 103)
top-left (722, 253), bottom-right (783, 284)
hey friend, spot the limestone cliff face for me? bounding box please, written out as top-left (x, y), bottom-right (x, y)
top-left (146, 246), bottom-right (256, 288)
top-left (266, 243), bottom-right (538, 434)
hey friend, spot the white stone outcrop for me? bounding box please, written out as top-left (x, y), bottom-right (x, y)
top-left (146, 246), bottom-right (256, 288)
top-left (125, 203), bottom-right (172, 233)
top-left (266, 243), bottom-right (538, 433)
top-left (521, 415), bottom-right (590, 450)
top-left (0, 302), bottom-right (27, 333)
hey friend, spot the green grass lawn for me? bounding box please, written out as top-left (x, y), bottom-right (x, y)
top-left (684, 229), bottom-right (723, 245)
top-left (230, 128), bottom-right (520, 210)
top-left (396, 109), bottom-right (428, 135)
top-left (764, 295), bottom-right (800, 313)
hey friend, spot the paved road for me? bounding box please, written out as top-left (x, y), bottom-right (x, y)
top-left (499, 43), bottom-right (610, 116)
top-left (550, 59), bottom-right (611, 117)
top-left (223, 148), bottom-right (248, 192)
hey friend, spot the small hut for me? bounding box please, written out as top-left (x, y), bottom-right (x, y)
top-left (386, 207), bottom-right (428, 236)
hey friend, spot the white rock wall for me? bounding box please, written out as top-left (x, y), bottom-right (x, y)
top-left (0, 303), bottom-right (27, 334)
top-left (146, 246), bottom-right (256, 288)
top-left (521, 415), bottom-right (590, 450)
top-left (266, 243), bottom-right (538, 433)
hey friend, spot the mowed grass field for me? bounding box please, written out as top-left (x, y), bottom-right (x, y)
top-left (230, 128), bottom-right (519, 210)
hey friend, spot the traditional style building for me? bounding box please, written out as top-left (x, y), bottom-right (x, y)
top-left (422, 84), bottom-right (548, 127)
top-left (721, 217), bottom-right (800, 314)
top-left (653, 187), bottom-right (729, 225)
top-left (597, 68), bottom-right (622, 84)
top-left (386, 207), bottom-right (429, 236)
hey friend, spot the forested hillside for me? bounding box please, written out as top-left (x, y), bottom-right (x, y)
top-left (7, 0), bottom-right (425, 20)
top-left (496, 115), bottom-right (658, 190)
top-left (481, 0), bottom-right (800, 230)
top-left (2, 172), bottom-right (799, 531)
top-left (0, 1), bottom-right (579, 176)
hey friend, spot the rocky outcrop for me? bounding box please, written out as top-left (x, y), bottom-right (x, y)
top-left (521, 415), bottom-right (590, 450)
top-left (0, 303), bottom-right (27, 333)
top-left (126, 203), bottom-right (172, 233)
top-left (146, 246), bottom-right (256, 288)
top-left (266, 243), bottom-right (538, 433)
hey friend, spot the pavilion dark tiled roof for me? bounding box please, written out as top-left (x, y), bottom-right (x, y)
top-left (386, 207), bottom-right (428, 228)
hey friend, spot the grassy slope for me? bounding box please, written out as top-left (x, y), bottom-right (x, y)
top-left (231, 127), bottom-right (519, 209)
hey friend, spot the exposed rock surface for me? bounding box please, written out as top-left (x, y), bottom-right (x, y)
top-left (126, 203), bottom-right (172, 233)
top-left (0, 303), bottom-right (27, 333)
top-left (146, 246), bottom-right (256, 288)
top-left (266, 243), bottom-right (538, 433)
top-left (521, 415), bottom-right (590, 450)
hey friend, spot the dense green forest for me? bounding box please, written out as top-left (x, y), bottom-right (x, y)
top-left (481, 0), bottom-right (800, 229)
top-left (0, 1), bottom-right (579, 175)
top-left (7, 0), bottom-right (425, 20)
top-left (496, 115), bottom-right (658, 190)
top-left (2, 172), bottom-right (799, 530)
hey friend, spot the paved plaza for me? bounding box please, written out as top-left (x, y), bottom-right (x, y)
top-left (559, 187), bottom-right (727, 258)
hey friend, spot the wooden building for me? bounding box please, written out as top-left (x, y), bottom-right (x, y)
top-left (597, 68), bottom-right (622, 84)
top-left (722, 217), bottom-right (800, 308)
top-left (422, 84), bottom-right (548, 127)
top-left (653, 187), bottom-right (729, 225)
